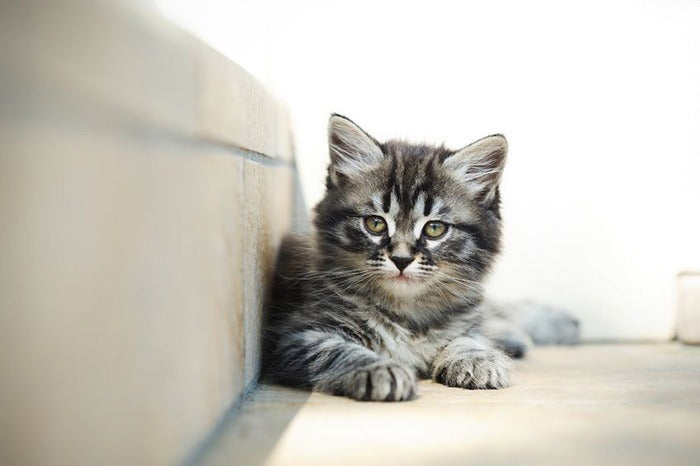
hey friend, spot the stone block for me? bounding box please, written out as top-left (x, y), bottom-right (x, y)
top-left (195, 43), bottom-right (293, 161)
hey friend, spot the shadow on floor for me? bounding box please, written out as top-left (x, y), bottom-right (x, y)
top-left (186, 384), bottom-right (312, 466)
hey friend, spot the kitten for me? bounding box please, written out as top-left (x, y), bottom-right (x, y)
top-left (263, 114), bottom-right (576, 401)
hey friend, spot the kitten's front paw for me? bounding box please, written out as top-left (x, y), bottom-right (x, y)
top-left (339, 361), bottom-right (417, 402)
top-left (434, 350), bottom-right (511, 389)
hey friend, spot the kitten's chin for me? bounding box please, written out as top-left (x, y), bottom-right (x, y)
top-left (381, 275), bottom-right (429, 298)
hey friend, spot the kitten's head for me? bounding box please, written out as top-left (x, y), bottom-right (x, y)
top-left (313, 114), bottom-right (507, 311)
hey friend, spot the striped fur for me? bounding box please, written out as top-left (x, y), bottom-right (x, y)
top-left (263, 115), bottom-right (513, 401)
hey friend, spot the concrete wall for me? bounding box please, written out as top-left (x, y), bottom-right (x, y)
top-left (0, 2), bottom-right (296, 465)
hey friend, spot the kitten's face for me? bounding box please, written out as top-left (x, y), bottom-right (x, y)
top-left (314, 115), bottom-right (507, 309)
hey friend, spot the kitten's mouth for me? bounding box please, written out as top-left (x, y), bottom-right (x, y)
top-left (392, 273), bottom-right (415, 283)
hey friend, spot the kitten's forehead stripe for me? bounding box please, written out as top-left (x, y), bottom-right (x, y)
top-left (410, 187), bottom-right (421, 206)
top-left (423, 195), bottom-right (434, 217)
top-left (383, 153), bottom-right (398, 213)
top-left (382, 191), bottom-right (391, 213)
top-left (389, 145), bottom-right (441, 218)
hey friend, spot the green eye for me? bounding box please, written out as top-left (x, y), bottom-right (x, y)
top-left (423, 221), bottom-right (448, 239)
top-left (364, 216), bottom-right (387, 235)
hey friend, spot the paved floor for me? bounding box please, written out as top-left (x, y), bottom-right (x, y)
top-left (197, 344), bottom-right (700, 466)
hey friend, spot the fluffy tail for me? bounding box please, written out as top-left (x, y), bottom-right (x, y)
top-left (482, 301), bottom-right (581, 358)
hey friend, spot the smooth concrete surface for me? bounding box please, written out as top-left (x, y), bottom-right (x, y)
top-left (0, 122), bottom-right (294, 466)
top-left (197, 344), bottom-right (700, 466)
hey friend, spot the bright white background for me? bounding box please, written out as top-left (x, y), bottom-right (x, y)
top-left (156, 0), bottom-right (700, 341)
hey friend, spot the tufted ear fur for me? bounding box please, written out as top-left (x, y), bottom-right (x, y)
top-left (327, 114), bottom-right (384, 186)
top-left (442, 134), bottom-right (508, 203)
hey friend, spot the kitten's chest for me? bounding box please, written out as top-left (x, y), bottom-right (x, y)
top-left (366, 317), bottom-right (447, 375)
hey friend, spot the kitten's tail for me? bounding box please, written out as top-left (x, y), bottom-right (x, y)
top-left (482, 300), bottom-right (581, 358)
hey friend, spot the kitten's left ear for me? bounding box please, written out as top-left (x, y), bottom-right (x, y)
top-left (443, 134), bottom-right (508, 203)
top-left (327, 114), bottom-right (384, 185)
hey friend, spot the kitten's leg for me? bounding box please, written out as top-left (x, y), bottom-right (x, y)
top-left (271, 330), bottom-right (417, 401)
top-left (432, 335), bottom-right (512, 389)
top-left (481, 315), bottom-right (533, 359)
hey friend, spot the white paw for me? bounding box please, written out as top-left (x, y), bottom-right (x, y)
top-left (434, 350), bottom-right (512, 389)
top-left (340, 361), bottom-right (417, 401)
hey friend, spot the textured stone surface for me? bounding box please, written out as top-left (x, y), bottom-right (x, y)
top-left (198, 344), bottom-right (700, 466)
top-left (196, 44), bottom-right (293, 161)
top-left (243, 162), bottom-right (293, 387)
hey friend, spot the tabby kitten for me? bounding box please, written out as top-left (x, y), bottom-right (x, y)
top-left (264, 114), bottom-right (514, 401)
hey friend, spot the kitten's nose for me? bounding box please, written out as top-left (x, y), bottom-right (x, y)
top-left (390, 256), bottom-right (413, 272)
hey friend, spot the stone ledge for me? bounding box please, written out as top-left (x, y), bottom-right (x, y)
top-left (0, 0), bottom-right (292, 161)
top-left (196, 43), bottom-right (293, 162)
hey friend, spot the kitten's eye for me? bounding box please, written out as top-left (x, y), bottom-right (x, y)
top-left (423, 221), bottom-right (448, 239)
top-left (364, 215), bottom-right (387, 235)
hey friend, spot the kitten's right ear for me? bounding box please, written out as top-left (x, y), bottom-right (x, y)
top-left (327, 114), bottom-right (383, 186)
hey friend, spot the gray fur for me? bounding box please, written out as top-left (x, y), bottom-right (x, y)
top-left (263, 115), bottom-right (576, 401)
top-left (499, 301), bottom-right (581, 346)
